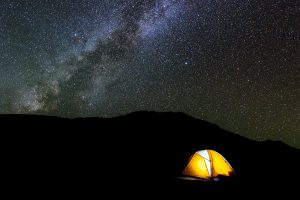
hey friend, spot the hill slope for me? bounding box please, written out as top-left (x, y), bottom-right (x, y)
top-left (2, 111), bottom-right (299, 198)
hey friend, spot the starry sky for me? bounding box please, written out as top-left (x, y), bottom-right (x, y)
top-left (0, 0), bottom-right (299, 147)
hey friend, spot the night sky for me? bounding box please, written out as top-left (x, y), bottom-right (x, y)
top-left (0, 0), bottom-right (299, 147)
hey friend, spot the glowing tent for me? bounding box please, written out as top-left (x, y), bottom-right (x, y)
top-left (183, 149), bottom-right (235, 181)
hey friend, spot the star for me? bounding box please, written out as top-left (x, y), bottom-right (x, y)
top-left (0, 0), bottom-right (298, 148)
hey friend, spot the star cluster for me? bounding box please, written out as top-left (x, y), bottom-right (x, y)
top-left (0, 0), bottom-right (299, 147)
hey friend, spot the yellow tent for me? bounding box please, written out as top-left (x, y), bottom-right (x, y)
top-left (183, 150), bottom-right (235, 181)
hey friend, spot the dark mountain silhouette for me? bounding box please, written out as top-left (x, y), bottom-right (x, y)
top-left (2, 111), bottom-right (299, 198)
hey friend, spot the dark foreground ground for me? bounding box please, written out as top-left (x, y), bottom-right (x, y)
top-left (2, 111), bottom-right (299, 198)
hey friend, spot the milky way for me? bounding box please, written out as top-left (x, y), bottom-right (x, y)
top-left (0, 0), bottom-right (299, 148)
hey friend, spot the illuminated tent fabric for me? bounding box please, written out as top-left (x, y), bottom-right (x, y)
top-left (183, 150), bottom-right (235, 180)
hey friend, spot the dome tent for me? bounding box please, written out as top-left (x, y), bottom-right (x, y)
top-left (183, 149), bottom-right (235, 181)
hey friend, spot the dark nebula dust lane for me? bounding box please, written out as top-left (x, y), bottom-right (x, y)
top-left (0, 0), bottom-right (299, 147)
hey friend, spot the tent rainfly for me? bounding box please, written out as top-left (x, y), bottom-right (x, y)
top-left (183, 149), bottom-right (235, 181)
